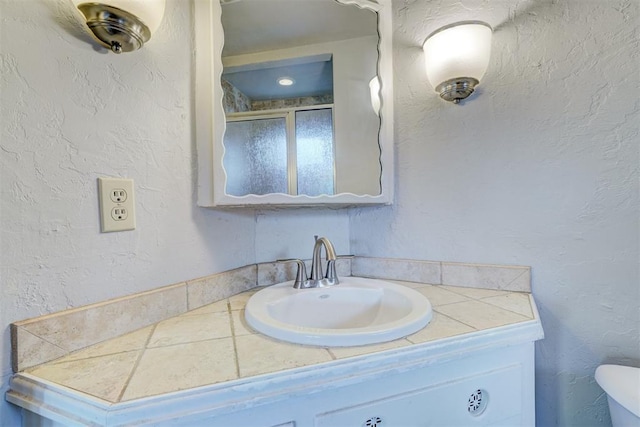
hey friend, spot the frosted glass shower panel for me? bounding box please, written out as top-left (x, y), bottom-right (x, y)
top-left (296, 108), bottom-right (335, 196)
top-left (224, 118), bottom-right (288, 196)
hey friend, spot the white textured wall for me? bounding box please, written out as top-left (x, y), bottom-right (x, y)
top-left (1, 0), bottom-right (637, 426)
top-left (350, 1), bottom-right (639, 426)
top-left (0, 0), bottom-right (348, 424)
top-left (255, 209), bottom-right (351, 263)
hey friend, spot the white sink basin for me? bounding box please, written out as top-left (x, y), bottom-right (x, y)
top-left (244, 276), bottom-right (432, 347)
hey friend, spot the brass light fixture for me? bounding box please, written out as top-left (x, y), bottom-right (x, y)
top-left (73, 0), bottom-right (166, 54)
top-left (423, 21), bottom-right (492, 104)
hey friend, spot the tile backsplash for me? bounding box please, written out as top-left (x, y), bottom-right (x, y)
top-left (11, 257), bottom-right (530, 372)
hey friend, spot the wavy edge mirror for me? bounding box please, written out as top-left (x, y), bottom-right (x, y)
top-left (195, 0), bottom-right (394, 207)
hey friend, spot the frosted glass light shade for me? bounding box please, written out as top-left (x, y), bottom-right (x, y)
top-left (73, 0), bottom-right (166, 53)
top-left (423, 21), bottom-right (492, 102)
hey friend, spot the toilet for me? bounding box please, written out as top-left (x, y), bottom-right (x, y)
top-left (595, 364), bottom-right (640, 426)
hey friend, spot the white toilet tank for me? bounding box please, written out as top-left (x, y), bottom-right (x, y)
top-left (595, 364), bottom-right (640, 427)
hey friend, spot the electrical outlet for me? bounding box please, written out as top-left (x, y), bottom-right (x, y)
top-left (98, 177), bottom-right (135, 232)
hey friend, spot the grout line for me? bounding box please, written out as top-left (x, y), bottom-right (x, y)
top-left (180, 304), bottom-right (229, 317)
top-left (439, 261), bottom-right (443, 285)
top-left (46, 348), bottom-right (142, 367)
top-left (139, 335), bottom-right (237, 351)
top-left (228, 300), bottom-right (241, 379)
top-left (17, 328), bottom-right (69, 371)
top-left (433, 286), bottom-right (480, 300)
top-left (185, 282), bottom-right (191, 311)
top-left (254, 263), bottom-right (259, 288)
top-left (479, 296), bottom-right (533, 319)
top-left (432, 308), bottom-right (479, 331)
top-left (326, 348), bottom-right (337, 360)
top-left (116, 323), bottom-right (157, 402)
top-left (438, 284), bottom-right (510, 299)
top-left (504, 269), bottom-right (530, 291)
top-left (404, 336), bottom-right (421, 345)
top-left (414, 286), bottom-right (474, 307)
top-left (19, 327), bottom-right (68, 353)
top-left (429, 298), bottom-right (473, 308)
top-left (476, 291), bottom-right (511, 299)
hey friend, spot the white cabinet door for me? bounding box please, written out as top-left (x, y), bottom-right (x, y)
top-left (315, 364), bottom-right (523, 427)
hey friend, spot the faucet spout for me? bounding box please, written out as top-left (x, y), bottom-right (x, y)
top-left (310, 236), bottom-right (338, 285)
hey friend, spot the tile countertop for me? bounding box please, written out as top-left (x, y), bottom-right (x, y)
top-left (17, 280), bottom-right (539, 404)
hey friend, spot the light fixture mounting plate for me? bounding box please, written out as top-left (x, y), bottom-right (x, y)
top-left (77, 2), bottom-right (151, 53)
top-left (436, 77), bottom-right (479, 104)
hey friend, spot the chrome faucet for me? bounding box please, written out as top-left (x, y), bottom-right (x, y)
top-left (277, 236), bottom-right (341, 289)
top-left (310, 236), bottom-right (338, 286)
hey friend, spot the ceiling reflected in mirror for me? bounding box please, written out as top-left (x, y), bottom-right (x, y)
top-left (223, 54), bottom-right (334, 103)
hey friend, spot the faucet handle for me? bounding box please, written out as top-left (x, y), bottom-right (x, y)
top-left (276, 259), bottom-right (308, 289)
top-left (325, 259), bottom-right (339, 284)
top-left (324, 255), bottom-right (354, 285)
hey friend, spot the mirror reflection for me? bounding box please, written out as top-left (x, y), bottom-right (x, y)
top-left (220, 0), bottom-right (381, 197)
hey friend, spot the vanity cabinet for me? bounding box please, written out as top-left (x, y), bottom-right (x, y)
top-left (14, 339), bottom-right (537, 426)
top-left (172, 342), bottom-right (535, 427)
top-left (8, 275), bottom-right (542, 427)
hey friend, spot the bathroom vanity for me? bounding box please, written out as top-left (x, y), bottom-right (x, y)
top-left (7, 258), bottom-right (543, 427)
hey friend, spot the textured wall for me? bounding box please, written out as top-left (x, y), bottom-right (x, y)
top-left (0, 0), bottom-right (348, 424)
top-left (255, 209), bottom-right (351, 263)
top-left (1, 0), bottom-right (637, 426)
top-left (0, 1), bottom-right (249, 423)
top-left (350, 0), bottom-right (639, 426)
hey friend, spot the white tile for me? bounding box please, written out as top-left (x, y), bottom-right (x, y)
top-left (121, 338), bottom-right (237, 401)
top-left (413, 285), bottom-right (471, 306)
top-left (187, 266), bottom-right (256, 310)
top-left (147, 311), bottom-right (232, 347)
top-left (436, 300), bottom-right (530, 330)
top-left (235, 334), bottom-right (333, 378)
top-left (28, 351), bottom-right (141, 403)
top-left (55, 326), bottom-right (153, 363)
top-left (19, 283), bottom-right (187, 359)
top-left (231, 309), bottom-right (255, 336)
top-left (387, 280), bottom-right (424, 289)
top-left (482, 293), bottom-right (533, 318)
top-left (257, 261), bottom-right (303, 287)
top-left (407, 312), bottom-right (475, 344)
top-left (441, 263), bottom-right (530, 292)
top-left (439, 285), bottom-right (510, 300)
top-left (182, 299), bottom-right (229, 315)
top-left (228, 289), bottom-right (260, 311)
top-left (351, 257), bottom-right (441, 284)
top-left (12, 327), bottom-right (67, 372)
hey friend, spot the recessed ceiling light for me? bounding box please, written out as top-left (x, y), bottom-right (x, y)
top-left (277, 77), bottom-right (295, 86)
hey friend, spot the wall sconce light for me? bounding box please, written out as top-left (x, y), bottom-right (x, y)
top-left (72, 0), bottom-right (166, 54)
top-left (423, 21), bottom-right (492, 104)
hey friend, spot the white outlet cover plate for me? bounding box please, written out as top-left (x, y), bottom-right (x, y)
top-left (98, 177), bottom-right (136, 233)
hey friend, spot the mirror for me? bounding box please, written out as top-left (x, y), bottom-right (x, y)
top-left (195, 0), bottom-right (394, 206)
